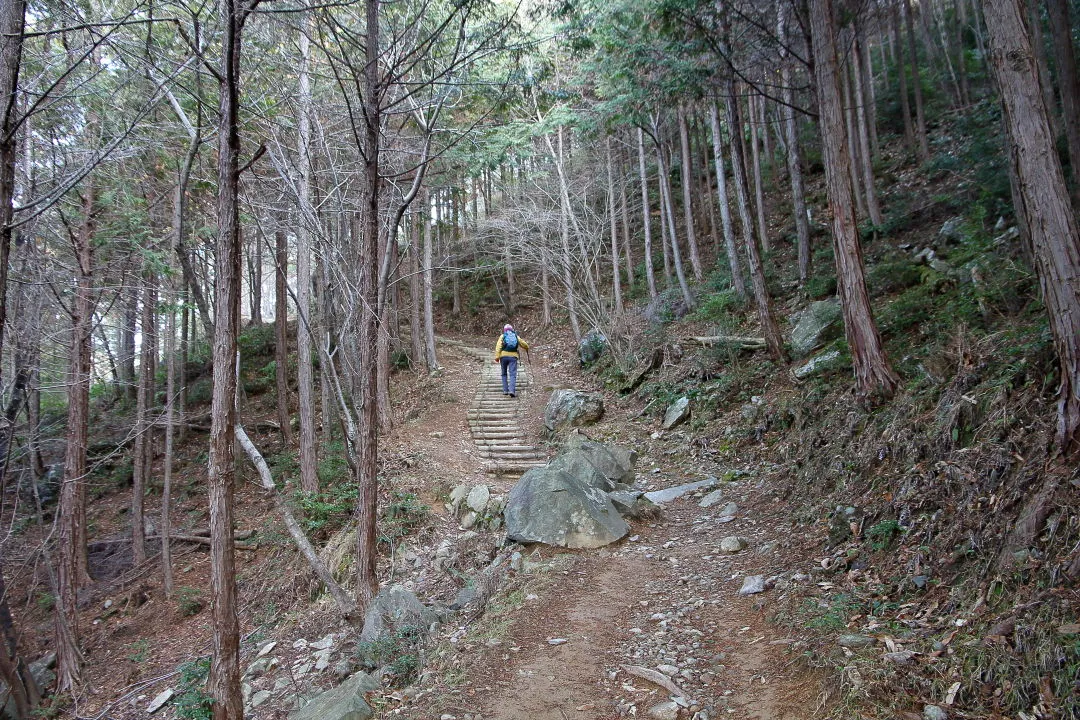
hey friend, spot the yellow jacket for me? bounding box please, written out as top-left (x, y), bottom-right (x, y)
top-left (494, 333), bottom-right (528, 360)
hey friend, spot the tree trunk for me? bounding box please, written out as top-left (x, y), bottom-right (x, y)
top-left (810, 0), bottom-right (900, 400)
top-left (56, 174), bottom-right (97, 693)
top-left (541, 245), bottom-right (553, 324)
top-left (894, 0), bottom-right (916, 152)
top-left (852, 31), bottom-right (884, 228)
top-left (355, 0), bottom-right (382, 609)
top-left (857, 18), bottom-right (881, 158)
top-left (274, 228), bottom-right (293, 445)
top-left (724, 76), bottom-right (786, 362)
top-left (656, 136), bottom-right (696, 309)
top-left (778, 5), bottom-right (812, 286)
top-left (748, 93), bottom-right (771, 253)
top-left (708, 103), bottom-right (747, 299)
top-left (619, 144), bottom-right (634, 288)
top-left (905, 0), bottom-right (931, 161)
top-left (132, 271), bottom-right (156, 566)
top-left (409, 210), bottom-right (423, 364)
top-left (0, 566), bottom-right (39, 719)
top-left (606, 137), bottom-right (624, 313)
top-left (208, 0), bottom-right (245, 712)
top-left (985, 0), bottom-right (1080, 454)
top-left (247, 228), bottom-right (263, 324)
top-left (842, 48), bottom-right (869, 220)
top-left (162, 278), bottom-right (176, 599)
top-left (553, 126), bottom-right (583, 341)
top-left (1045, 0), bottom-right (1080, 204)
top-left (422, 188), bottom-right (439, 369)
top-left (637, 127), bottom-right (659, 299)
top-left (296, 23), bottom-right (318, 494)
top-left (677, 104), bottom-right (704, 280)
top-left (1026, 0), bottom-right (1061, 141)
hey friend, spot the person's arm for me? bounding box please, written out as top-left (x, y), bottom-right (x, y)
top-left (519, 338), bottom-right (529, 351)
top-left (494, 336), bottom-right (503, 362)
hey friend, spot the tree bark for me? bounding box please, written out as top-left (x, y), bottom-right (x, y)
top-left (274, 228), bottom-right (293, 445)
top-left (656, 134), bottom-right (696, 309)
top-left (119, 286), bottom-right (137, 401)
top-left (637, 127), bottom-right (659, 300)
top-left (355, 0), bottom-right (382, 610)
top-left (1044, 0), bottom-right (1080, 204)
top-left (748, 92), bottom-right (771, 253)
top-left (904, 0), bottom-right (931, 161)
top-left (778, 5), bottom-right (812, 286)
top-left (553, 126), bottom-right (583, 341)
top-left (422, 187), bottom-right (439, 368)
top-left (708, 103), bottom-right (747, 299)
top-left (296, 22), bottom-right (318, 494)
top-left (162, 278), bottom-right (176, 599)
top-left (985, 0), bottom-right (1080, 454)
top-left (619, 144), bottom-right (634, 288)
top-left (852, 30), bottom-right (883, 229)
top-left (208, 0), bottom-right (246, 712)
top-left (606, 137), bottom-right (624, 313)
top-left (677, 104), bottom-right (704, 280)
top-left (132, 271), bottom-right (157, 566)
top-left (894, 0), bottom-right (916, 152)
top-left (247, 228), bottom-right (263, 324)
top-left (810, 0), bottom-right (900, 400)
top-left (409, 209), bottom-right (423, 364)
top-left (0, 566), bottom-right (39, 718)
top-left (724, 75), bottom-right (786, 362)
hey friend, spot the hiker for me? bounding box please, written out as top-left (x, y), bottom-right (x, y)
top-left (494, 323), bottom-right (528, 398)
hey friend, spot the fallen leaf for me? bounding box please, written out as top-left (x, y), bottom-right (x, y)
top-left (946, 681), bottom-right (962, 704)
top-left (1058, 623), bottom-right (1080, 635)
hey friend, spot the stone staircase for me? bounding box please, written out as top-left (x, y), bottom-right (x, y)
top-left (453, 343), bottom-right (546, 478)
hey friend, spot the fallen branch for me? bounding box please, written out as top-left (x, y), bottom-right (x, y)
top-left (620, 664), bottom-right (688, 698)
top-left (236, 424), bottom-right (360, 623)
top-left (165, 534), bottom-right (259, 551)
top-left (681, 335), bottom-right (766, 349)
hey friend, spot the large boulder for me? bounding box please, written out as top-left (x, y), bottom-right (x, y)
top-left (790, 299), bottom-right (842, 357)
top-left (1, 654), bottom-right (55, 719)
top-left (544, 389), bottom-right (604, 432)
top-left (288, 671), bottom-right (379, 720)
top-left (504, 465), bottom-right (629, 549)
top-left (560, 432), bottom-right (637, 488)
top-left (359, 585), bottom-right (438, 646)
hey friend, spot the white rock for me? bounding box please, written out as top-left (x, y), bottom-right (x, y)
top-left (310, 634), bottom-right (334, 651)
top-left (719, 537), bottom-right (748, 553)
top-left (257, 641), bottom-right (277, 657)
top-left (547, 638), bottom-right (568, 645)
top-left (656, 664), bottom-right (679, 677)
top-left (146, 689), bottom-right (174, 714)
top-left (647, 700), bottom-right (680, 720)
top-left (250, 690), bottom-right (272, 708)
top-left (738, 575), bottom-right (766, 595)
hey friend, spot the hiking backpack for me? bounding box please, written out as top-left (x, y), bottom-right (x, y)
top-left (502, 329), bottom-right (519, 352)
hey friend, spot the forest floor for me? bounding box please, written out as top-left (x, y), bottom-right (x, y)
top-left (386, 336), bottom-right (826, 720)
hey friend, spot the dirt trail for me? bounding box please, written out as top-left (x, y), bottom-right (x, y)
top-left (414, 341), bottom-right (822, 720)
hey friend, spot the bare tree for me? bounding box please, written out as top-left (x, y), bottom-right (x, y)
top-left (296, 19), bottom-right (318, 493)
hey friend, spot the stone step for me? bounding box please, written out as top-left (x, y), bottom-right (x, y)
top-left (475, 443), bottom-right (538, 451)
top-left (479, 451), bottom-right (546, 461)
top-left (471, 433), bottom-right (522, 440)
top-left (483, 464), bottom-right (543, 476)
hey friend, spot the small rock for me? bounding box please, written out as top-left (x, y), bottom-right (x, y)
top-left (719, 537), bottom-right (748, 554)
top-left (923, 705), bottom-right (949, 720)
top-left (310, 634), bottom-right (334, 651)
top-left (292, 639), bottom-right (309, 650)
top-left (547, 638), bottom-right (568, 645)
top-left (510, 552), bottom-right (523, 571)
top-left (885, 650), bottom-right (916, 665)
top-left (662, 398), bottom-right (691, 430)
top-left (294, 662), bottom-right (313, 676)
top-left (147, 688), bottom-right (174, 714)
top-left (912, 575), bottom-right (928, 588)
top-left (656, 664), bottom-right (679, 677)
top-left (738, 576), bottom-right (765, 595)
top-left (647, 700), bottom-right (680, 720)
top-left (250, 690), bottom-right (273, 708)
top-left (837, 634), bottom-right (873, 649)
top-left (699, 489), bottom-right (724, 508)
top-left (274, 677), bottom-right (291, 691)
top-left (246, 657), bottom-right (272, 677)
top-left (257, 641), bottom-right (277, 657)
top-left (103, 599), bottom-right (113, 610)
top-left (718, 502), bottom-right (738, 519)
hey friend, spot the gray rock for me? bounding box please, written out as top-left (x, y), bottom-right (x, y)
top-left (647, 700), bottom-right (681, 720)
top-left (449, 585), bottom-right (479, 610)
top-left (310, 634), bottom-right (335, 651)
top-left (737, 575), bottom-right (765, 595)
top-left (246, 657), bottom-right (272, 677)
top-left (510, 552), bottom-right (523, 571)
top-left (699, 489), bottom-right (724, 508)
top-left (662, 397), bottom-right (691, 430)
top-left (938, 216), bottom-right (965, 243)
top-left (719, 536), bottom-right (747, 553)
top-left (716, 501), bottom-right (738, 520)
top-left (790, 299), bottom-right (842, 356)
top-left (359, 585), bottom-right (438, 645)
top-left (562, 432), bottom-right (637, 486)
top-left (645, 478), bottom-right (716, 505)
top-left (608, 490), bottom-right (657, 519)
top-left (146, 688), bottom-right (174, 714)
top-left (504, 465), bottom-right (628, 549)
top-left (793, 350), bottom-right (843, 379)
top-left (544, 389), bottom-right (605, 432)
top-left (923, 705), bottom-right (949, 720)
top-left (287, 671), bottom-right (379, 720)
top-left (447, 484), bottom-right (470, 513)
top-left (549, 450), bottom-right (621, 493)
top-left (837, 634), bottom-right (873, 649)
top-left (251, 690), bottom-right (273, 708)
top-left (465, 485), bottom-right (490, 514)
top-left (0, 652), bottom-right (55, 717)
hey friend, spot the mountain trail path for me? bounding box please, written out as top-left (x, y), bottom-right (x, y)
top-left (394, 339), bottom-right (824, 720)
